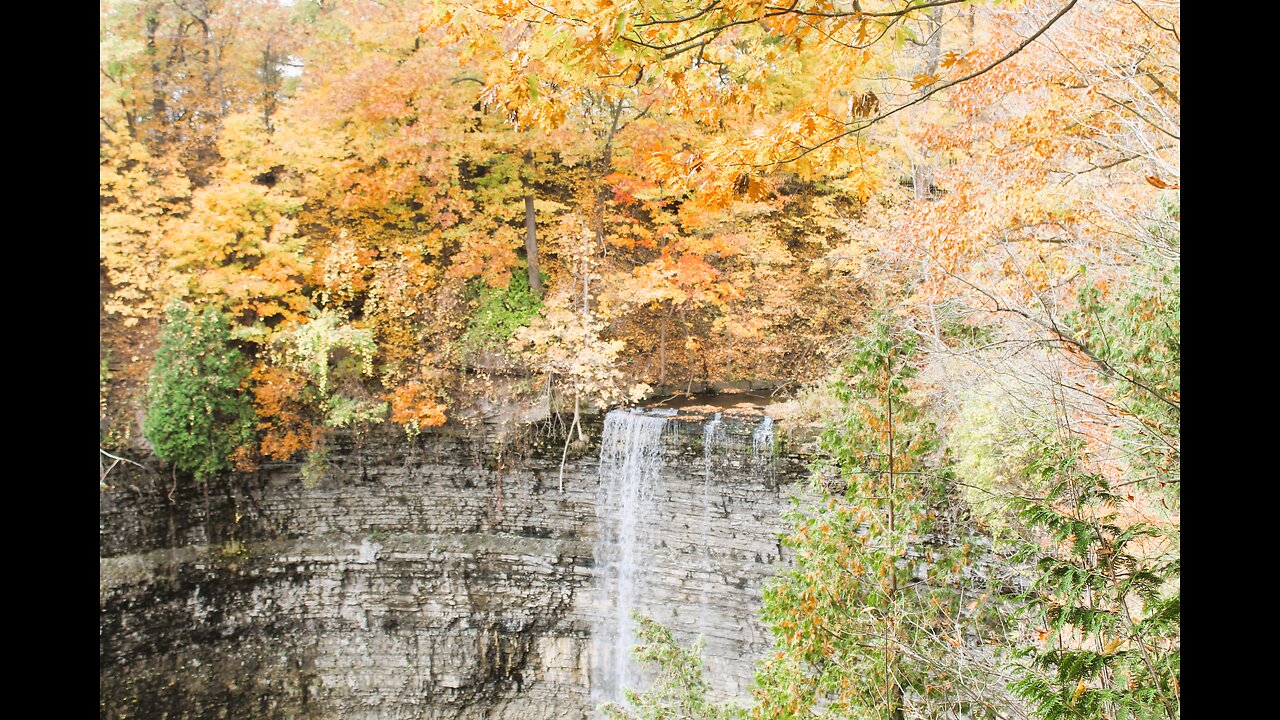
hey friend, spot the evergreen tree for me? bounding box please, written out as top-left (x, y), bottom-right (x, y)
top-left (753, 320), bottom-right (999, 719)
top-left (1007, 441), bottom-right (1179, 720)
top-left (144, 303), bottom-right (255, 482)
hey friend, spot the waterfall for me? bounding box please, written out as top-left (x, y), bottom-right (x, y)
top-left (752, 414), bottom-right (775, 464)
top-left (699, 413), bottom-right (723, 645)
top-left (592, 407), bottom-right (671, 707)
top-left (592, 405), bottom-right (777, 710)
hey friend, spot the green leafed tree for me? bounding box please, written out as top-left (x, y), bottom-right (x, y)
top-left (144, 302), bottom-right (255, 482)
top-left (753, 319), bottom-right (1008, 720)
top-left (1006, 440), bottom-right (1179, 720)
top-left (603, 613), bottom-right (743, 720)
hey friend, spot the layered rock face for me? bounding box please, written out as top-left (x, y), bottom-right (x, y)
top-left (100, 407), bottom-right (808, 719)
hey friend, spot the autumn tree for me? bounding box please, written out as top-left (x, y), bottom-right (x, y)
top-left (101, 0), bottom-right (309, 447)
top-left (274, 0), bottom-right (541, 423)
top-left (420, 0), bottom-right (957, 394)
top-left (753, 320), bottom-right (1011, 719)
top-left (100, 0), bottom-right (302, 178)
top-left (165, 111), bottom-right (312, 332)
top-left (419, 0), bottom-right (1025, 201)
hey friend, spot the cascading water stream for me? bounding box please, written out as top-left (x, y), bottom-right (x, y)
top-left (752, 415), bottom-right (775, 466)
top-left (592, 408), bottom-right (672, 708)
top-left (699, 413), bottom-right (723, 645)
top-left (592, 405), bottom-right (777, 711)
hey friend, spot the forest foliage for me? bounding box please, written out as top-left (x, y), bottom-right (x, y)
top-left (101, 0), bottom-right (1178, 717)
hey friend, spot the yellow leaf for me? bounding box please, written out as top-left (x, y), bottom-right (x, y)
top-left (1072, 680), bottom-right (1087, 701)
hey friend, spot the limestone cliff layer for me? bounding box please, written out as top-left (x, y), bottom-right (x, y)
top-left (100, 408), bottom-right (808, 719)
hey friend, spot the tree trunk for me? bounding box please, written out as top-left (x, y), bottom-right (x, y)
top-left (261, 44), bottom-right (281, 133)
top-left (524, 193), bottom-right (542, 297)
top-left (522, 151), bottom-right (543, 299)
top-left (658, 313), bottom-right (667, 385)
top-left (913, 7), bottom-right (944, 199)
top-left (147, 13), bottom-right (166, 130)
top-left (584, 100), bottom-right (624, 315)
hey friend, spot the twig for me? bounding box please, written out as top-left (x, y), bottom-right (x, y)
top-left (100, 448), bottom-right (147, 486)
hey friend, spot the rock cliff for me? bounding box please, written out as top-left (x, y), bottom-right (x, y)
top-left (100, 406), bottom-right (809, 719)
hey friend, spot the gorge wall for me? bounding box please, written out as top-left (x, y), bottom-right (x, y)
top-left (100, 406), bottom-right (810, 719)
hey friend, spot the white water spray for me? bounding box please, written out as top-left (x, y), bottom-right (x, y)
top-left (699, 413), bottom-right (723, 644)
top-left (752, 414), bottom-right (775, 463)
top-left (592, 408), bottom-right (671, 707)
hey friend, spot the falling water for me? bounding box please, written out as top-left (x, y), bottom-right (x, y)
top-left (699, 413), bottom-right (724, 644)
top-left (752, 414), bottom-right (775, 463)
top-left (592, 405), bottom-right (778, 710)
top-left (592, 407), bottom-right (672, 707)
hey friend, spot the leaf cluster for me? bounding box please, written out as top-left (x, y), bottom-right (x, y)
top-left (461, 270), bottom-right (545, 353)
top-left (603, 614), bottom-right (743, 720)
top-left (143, 303), bottom-right (255, 482)
top-left (1005, 440), bottom-right (1179, 720)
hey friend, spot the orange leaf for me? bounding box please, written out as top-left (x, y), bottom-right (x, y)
top-left (910, 73), bottom-right (940, 90)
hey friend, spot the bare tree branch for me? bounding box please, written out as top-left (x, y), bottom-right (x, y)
top-left (768, 0), bottom-right (1080, 166)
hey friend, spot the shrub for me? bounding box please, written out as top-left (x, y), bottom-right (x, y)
top-left (462, 271), bottom-right (543, 352)
top-left (143, 303), bottom-right (255, 482)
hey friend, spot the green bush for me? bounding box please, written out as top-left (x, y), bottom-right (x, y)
top-left (462, 271), bottom-right (543, 351)
top-left (270, 309), bottom-right (387, 430)
top-left (143, 303), bottom-right (255, 482)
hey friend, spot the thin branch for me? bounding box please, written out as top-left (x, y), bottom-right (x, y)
top-left (993, 304), bottom-right (1180, 414)
top-left (1126, 0), bottom-right (1178, 42)
top-left (1093, 88), bottom-right (1180, 140)
top-left (625, 1), bottom-right (800, 53)
top-left (769, 0), bottom-right (1080, 166)
top-left (101, 448), bottom-right (147, 469)
top-left (765, 0), bottom-right (969, 20)
top-left (661, 38), bottom-right (713, 60)
top-left (635, 1), bottom-right (723, 28)
top-left (100, 448), bottom-right (148, 486)
top-left (524, 0), bottom-right (584, 25)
